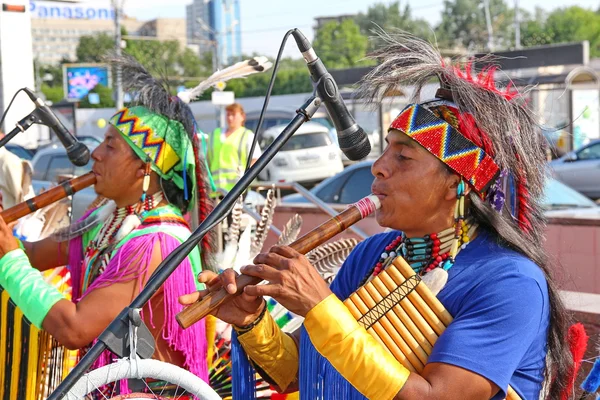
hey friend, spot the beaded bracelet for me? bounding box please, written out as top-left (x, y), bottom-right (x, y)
top-left (234, 300), bottom-right (268, 335)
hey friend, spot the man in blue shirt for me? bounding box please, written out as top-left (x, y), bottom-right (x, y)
top-left (181, 33), bottom-right (572, 399)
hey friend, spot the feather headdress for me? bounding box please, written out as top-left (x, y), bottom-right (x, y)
top-left (177, 56), bottom-right (273, 104)
top-left (357, 31), bottom-right (547, 243)
top-left (358, 31), bottom-right (574, 400)
top-left (99, 54), bottom-right (216, 268)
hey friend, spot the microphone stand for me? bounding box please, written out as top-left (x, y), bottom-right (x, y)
top-left (0, 109), bottom-right (45, 148)
top-left (47, 95), bottom-right (323, 399)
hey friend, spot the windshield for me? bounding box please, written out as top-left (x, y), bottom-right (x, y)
top-left (543, 178), bottom-right (597, 209)
top-left (312, 117), bottom-right (334, 130)
top-left (262, 132), bottom-right (332, 151)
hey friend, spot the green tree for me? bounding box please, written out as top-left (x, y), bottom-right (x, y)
top-left (521, 6), bottom-right (600, 56)
top-left (435, 0), bottom-right (514, 51)
top-left (355, 1), bottom-right (434, 45)
top-left (76, 33), bottom-right (115, 63)
top-left (313, 19), bottom-right (369, 69)
top-left (78, 84), bottom-right (115, 108)
top-left (41, 83), bottom-right (64, 104)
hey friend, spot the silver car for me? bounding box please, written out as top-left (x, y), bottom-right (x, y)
top-left (31, 144), bottom-right (97, 222)
top-left (549, 139), bottom-right (600, 199)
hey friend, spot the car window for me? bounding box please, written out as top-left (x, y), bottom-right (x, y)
top-left (7, 146), bottom-right (33, 161)
top-left (281, 132), bottom-right (331, 151)
top-left (543, 178), bottom-right (597, 208)
top-left (47, 156), bottom-right (75, 182)
top-left (32, 154), bottom-right (52, 180)
top-left (314, 170), bottom-right (352, 203)
top-left (577, 143), bottom-right (600, 160)
top-left (312, 117), bottom-right (333, 130)
top-left (338, 167), bottom-right (374, 204)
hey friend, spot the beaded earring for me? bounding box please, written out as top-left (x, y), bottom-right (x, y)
top-left (141, 161), bottom-right (152, 204)
top-left (450, 180), bottom-right (466, 260)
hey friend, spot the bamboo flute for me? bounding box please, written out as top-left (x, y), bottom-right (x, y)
top-left (0, 172), bottom-right (96, 223)
top-left (176, 195), bottom-right (381, 329)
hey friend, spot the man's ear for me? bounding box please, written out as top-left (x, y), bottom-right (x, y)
top-left (135, 164), bottom-right (146, 179)
top-left (445, 174), bottom-right (470, 201)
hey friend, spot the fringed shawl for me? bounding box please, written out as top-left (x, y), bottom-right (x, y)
top-left (68, 205), bottom-right (208, 391)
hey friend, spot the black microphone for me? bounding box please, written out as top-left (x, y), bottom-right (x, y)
top-left (23, 88), bottom-right (90, 166)
top-left (292, 29), bottom-right (371, 161)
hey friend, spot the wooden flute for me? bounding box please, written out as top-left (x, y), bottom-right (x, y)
top-left (0, 172), bottom-right (97, 223)
top-left (175, 195), bottom-right (382, 329)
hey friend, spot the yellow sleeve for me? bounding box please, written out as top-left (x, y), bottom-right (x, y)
top-left (304, 294), bottom-right (410, 400)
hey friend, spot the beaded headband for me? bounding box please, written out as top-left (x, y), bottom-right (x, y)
top-left (110, 105), bottom-right (197, 210)
top-left (390, 103), bottom-right (500, 194)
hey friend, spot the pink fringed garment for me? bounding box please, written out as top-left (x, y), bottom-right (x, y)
top-left (68, 226), bottom-right (208, 393)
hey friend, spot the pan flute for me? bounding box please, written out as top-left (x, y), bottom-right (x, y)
top-left (345, 255), bottom-right (521, 400)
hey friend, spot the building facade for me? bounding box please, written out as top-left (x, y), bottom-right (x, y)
top-left (30, 0), bottom-right (185, 65)
top-left (186, 0), bottom-right (242, 66)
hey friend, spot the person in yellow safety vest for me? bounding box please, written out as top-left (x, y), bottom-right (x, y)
top-left (208, 103), bottom-right (261, 193)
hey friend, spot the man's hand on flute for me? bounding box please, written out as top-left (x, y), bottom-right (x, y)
top-left (178, 269), bottom-right (265, 327)
top-left (240, 245), bottom-right (333, 317)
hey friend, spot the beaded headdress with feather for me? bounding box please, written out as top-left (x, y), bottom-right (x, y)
top-left (358, 32), bottom-right (546, 243)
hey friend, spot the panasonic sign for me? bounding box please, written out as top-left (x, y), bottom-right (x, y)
top-left (29, 0), bottom-right (115, 20)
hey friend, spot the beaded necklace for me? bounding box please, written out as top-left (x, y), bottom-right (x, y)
top-left (364, 221), bottom-right (477, 285)
top-left (82, 192), bottom-right (164, 289)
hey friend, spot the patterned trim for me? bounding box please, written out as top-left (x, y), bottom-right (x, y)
top-left (356, 275), bottom-right (421, 330)
top-left (390, 104), bottom-right (500, 193)
top-left (111, 108), bottom-right (180, 174)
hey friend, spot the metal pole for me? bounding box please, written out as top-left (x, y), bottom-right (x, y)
top-left (114, 0), bottom-right (124, 109)
top-left (483, 0), bottom-right (494, 52)
top-left (514, 0), bottom-right (521, 49)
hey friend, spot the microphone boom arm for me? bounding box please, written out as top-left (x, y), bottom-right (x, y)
top-left (46, 95), bottom-right (323, 400)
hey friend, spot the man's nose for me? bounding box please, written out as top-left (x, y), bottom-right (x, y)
top-left (91, 145), bottom-right (102, 161)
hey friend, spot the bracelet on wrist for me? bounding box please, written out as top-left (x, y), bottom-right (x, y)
top-left (234, 300), bottom-right (267, 335)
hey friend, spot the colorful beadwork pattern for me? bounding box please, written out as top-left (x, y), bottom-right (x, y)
top-left (111, 108), bottom-right (180, 174)
top-left (390, 104), bottom-right (500, 193)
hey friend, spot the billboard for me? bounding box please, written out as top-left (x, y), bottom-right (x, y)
top-left (572, 89), bottom-right (600, 149)
top-left (63, 63), bottom-right (111, 102)
top-left (29, 0), bottom-right (114, 20)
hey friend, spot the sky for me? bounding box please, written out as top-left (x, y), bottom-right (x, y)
top-left (120, 0), bottom-right (599, 58)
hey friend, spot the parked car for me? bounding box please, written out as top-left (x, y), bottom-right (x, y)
top-left (38, 135), bottom-right (102, 152)
top-left (283, 160), bottom-right (599, 215)
top-left (6, 144), bottom-right (34, 160)
top-left (246, 108), bottom-right (381, 165)
top-left (257, 122), bottom-right (344, 183)
top-left (245, 108), bottom-right (334, 137)
top-left (549, 139), bottom-right (600, 199)
top-left (31, 144), bottom-right (97, 221)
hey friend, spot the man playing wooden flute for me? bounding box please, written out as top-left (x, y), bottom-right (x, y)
top-left (0, 55), bottom-right (214, 395)
top-left (180, 33), bottom-right (572, 399)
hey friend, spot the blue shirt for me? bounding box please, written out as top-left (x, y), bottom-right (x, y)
top-left (299, 230), bottom-right (549, 399)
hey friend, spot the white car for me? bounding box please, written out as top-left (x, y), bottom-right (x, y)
top-left (258, 122), bottom-right (344, 183)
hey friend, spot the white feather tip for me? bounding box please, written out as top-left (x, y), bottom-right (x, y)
top-left (177, 91), bottom-right (192, 104)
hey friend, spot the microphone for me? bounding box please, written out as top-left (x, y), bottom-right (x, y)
top-left (23, 88), bottom-right (90, 166)
top-left (292, 29), bottom-right (371, 161)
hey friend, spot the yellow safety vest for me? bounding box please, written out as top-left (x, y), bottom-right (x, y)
top-left (208, 127), bottom-right (251, 193)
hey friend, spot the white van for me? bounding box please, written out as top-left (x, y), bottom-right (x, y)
top-left (258, 122), bottom-right (344, 183)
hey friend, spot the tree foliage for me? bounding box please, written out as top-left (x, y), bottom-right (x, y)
top-left (355, 1), bottom-right (433, 46)
top-left (41, 1), bottom-right (600, 107)
top-left (76, 33), bottom-right (115, 63)
top-left (520, 6), bottom-right (600, 56)
top-left (436, 0), bottom-right (515, 51)
top-left (313, 19), bottom-right (370, 69)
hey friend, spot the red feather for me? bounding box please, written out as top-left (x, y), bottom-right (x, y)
top-left (560, 323), bottom-right (589, 400)
top-left (448, 61), bottom-right (520, 102)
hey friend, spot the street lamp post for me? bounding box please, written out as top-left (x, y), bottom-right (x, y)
top-left (113, 0), bottom-right (125, 109)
